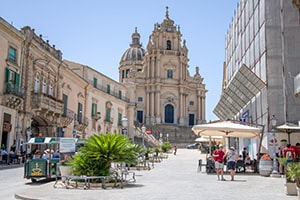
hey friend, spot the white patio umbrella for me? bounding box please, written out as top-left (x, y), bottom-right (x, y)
top-left (195, 136), bottom-right (223, 142)
top-left (276, 123), bottom-right (300, 144)
top-left (192, 120), bottom-right (261, 138)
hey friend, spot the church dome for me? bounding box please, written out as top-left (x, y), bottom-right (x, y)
top-left (121, 47), bottom-right (145, 62)
top-left (120, 27), bottom-right (145, 62)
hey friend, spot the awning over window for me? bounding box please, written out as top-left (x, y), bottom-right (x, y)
top-left (213, 64), bottom-right (266, 120)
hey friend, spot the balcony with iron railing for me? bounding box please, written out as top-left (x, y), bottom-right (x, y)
top-left (4, 83), bottom-right (25, 97)
top-left (74, 116), bottom-right (89, 132)
top-left (2, 83), bottom-right (24, 109)
top-left (31, 92), bottom-right (63, 115)
top-left (61, 108), bottom-right (75, 127)
top-left (88, 80), bottom-right (129, 102)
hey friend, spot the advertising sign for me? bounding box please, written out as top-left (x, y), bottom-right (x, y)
top-left (60, 138), bottom-right (76, 153)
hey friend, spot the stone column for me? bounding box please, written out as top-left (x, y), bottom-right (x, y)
top-left (201, 94), bottom-right (205, 122)
top-left (156, 85), bottom-right (161, 124)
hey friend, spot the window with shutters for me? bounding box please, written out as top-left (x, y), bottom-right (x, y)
top-left (5, 68), bottom-right (20, 93)
top-left (105, 108), bottom-right (111, 122)
top-left (107, 84), bottom-right (110, 94)
top-left (91, 103), bottom-right (97, 117)
top-left (118, 113), bottom-right (122, 126)
top-left (8, 46), bottom-right (17, 63)
top-left (93, 77), bottom-right (97, 88)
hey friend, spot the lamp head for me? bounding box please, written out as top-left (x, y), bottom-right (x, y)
top-left (141, 125), bottom-right (146, 133)
top-left (270, 115), bottom-right (277, 128)
top-left (121, 116), bottom-right (128, 127)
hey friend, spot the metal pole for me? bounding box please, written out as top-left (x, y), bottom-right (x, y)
top-left (142, 130), bottom-right (145, 148)
top-left (271, 128), bottom-right (279, 174)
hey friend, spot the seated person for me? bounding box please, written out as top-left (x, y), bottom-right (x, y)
top-left (244, 153), bottom-right (253, 171)
top-left (0, 149), bottom-right (8, 164)
top-left (33, 150), bottom-right (42, 159)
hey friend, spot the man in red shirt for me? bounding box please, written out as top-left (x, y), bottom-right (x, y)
top-left (283, 144), bottom-right (296, 164)
top-left (213, 144), bottom-right (226, 181)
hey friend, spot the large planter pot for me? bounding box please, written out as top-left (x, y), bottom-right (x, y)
top-left (59, 166), bottom-right (72, 182)
top-left (297, 186), bottom-right (300, 199)
top-left (284, 181), bottom-right (297, 196)
top-left (259, 160), bottom-right (273, 177)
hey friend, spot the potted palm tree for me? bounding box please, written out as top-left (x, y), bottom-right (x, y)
top-left (286, 162), bottom-right (300, 197)
top-left (278, 157), bottom-right (298, 196)
top-left (67, 133), bottom-right (142, 186)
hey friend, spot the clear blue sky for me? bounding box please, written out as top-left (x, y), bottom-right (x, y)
top-left (1, 0), bottom-right (239, 121)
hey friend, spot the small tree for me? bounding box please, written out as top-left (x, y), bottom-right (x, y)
top-left (161, 141), bottom-right (172, 153)
top-left (68, 133), bottom-right (142, 177)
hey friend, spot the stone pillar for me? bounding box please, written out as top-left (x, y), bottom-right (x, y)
top-left (179, 92), bottom-right (184, 125)
top-left (156, 85), bottom-right (161, 124)
top-left (201, 94), bottom-right (205, 122)
top-left (197, 93), bottom-right (202, 124)
top-left (151, 88), bottom-right (155, 123)
top-left (146, 88), bottom-right (150, 124)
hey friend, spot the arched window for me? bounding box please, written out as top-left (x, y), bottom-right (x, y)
top-left (34, 73), bottom-right (40, 93)
top-left (49, 81), bottom-right (54, 96)
top-left (167, 69), bottom-right (173, 78)
top-left (167, 40), bottom-right (171, 50)
top-left (165, 104), bottom-right (174, 123)
top-left (42, 77), bottom-right (47, 94)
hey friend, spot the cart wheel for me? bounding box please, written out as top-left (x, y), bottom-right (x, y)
top-left (31, 178), bottom-right (37, 183)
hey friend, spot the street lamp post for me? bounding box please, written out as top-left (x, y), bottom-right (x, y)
top-left (270, 115), bottom-right (279, 176)
top-left (141, 125), bottom-right (146, 148)
top-left (159, 133), bottom-right (163, 144)
top-left (121, 116), bottom-right (128, 137)
top-left (166, 133), bottom-right (169, 142)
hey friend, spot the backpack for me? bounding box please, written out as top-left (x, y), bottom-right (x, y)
top-left (286, 150), bottom-right (293, 160)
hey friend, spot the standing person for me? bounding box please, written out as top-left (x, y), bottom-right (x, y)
top-left (227, 146), bottom-right (238, 181)
top-left (278, 139), bottom-right (287, 174)
top-left (212, 144), bottom-right (226, 181)
top-left (242, 147), bottom-right (248, 173)
top-left (173, 144), bottom-right (177, 155)
top-left (283, 144), bottom-right (296, 165)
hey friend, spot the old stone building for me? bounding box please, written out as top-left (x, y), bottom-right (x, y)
top-left (119, 8), bottom-right (207, 144)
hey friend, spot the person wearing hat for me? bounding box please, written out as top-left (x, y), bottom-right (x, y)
top-left (212, 144), bottom-right (226, 181)
top-left (226, 146), bottom-right (238, 181)
top-left (42, 149), bottom-right (50, 159)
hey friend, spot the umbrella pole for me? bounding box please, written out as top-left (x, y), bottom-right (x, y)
top-left (288, 132), bottom-right (291, 144)
top-left (209, 136), bottom-right (212, 154)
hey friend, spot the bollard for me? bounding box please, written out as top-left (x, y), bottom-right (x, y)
top-left (198, 159), bottom-right (202, 172)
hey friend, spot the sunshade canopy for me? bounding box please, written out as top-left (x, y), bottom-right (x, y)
top-left (276, 123), bottom-right (300, 143)
top-left (192, 120), bottom-right (261, 138)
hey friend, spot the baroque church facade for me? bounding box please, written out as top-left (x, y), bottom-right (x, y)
top-left (119, 8), bottom-right (207, 143)
top-left (0, 8), bottom-right (206, 151)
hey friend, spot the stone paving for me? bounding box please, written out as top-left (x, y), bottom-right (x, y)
top-left (15, 149), bottom-right (298, 200)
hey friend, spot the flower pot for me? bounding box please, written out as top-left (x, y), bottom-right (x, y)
top-left (259, 160), bottom-right (273, 177)
top-left (284, 181), bottom-right (297, 196)
top-left (59, 166), bottom-right (72, 182)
